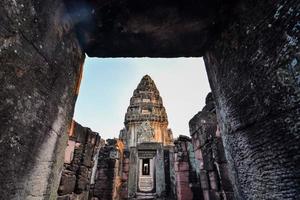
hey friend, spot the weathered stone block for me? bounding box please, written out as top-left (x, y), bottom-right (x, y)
top-left (74, 123), bottom-right (87, 144)
top-left (123, 163), bottom-right (129, 172)
top-left (218, 163), bottom-right (233, 192)
top-left (208, 171), bottom-right (219, 191)
top-left (212, 138), bottom-right (227, 164)
top-left (177, 171), bottom-right (190, 183)
top-left (83, 145), bottom-right (94, 167)
top-left (194, 149), bottom-right (203, 161)
top-left (200, 171), bottom-right (210, 190)
top-left (177, 184), bottom-right (193, 200)
top-left (198, 132), bottom-right (209, 148)
top-left (58, 174), bottom-right (76, 195)
top-left (203, 190), bottom-right (210, 200)
top-left (202, 148), bottom-right (214, 171)
top-left (57, 195), bottom-right (71, 200)
top-left (178, 162), bottom-right (190, 172)
top-left (209, 191), bottom-right (221, 200)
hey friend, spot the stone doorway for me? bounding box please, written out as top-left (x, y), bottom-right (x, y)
top-left (0, 0), bottom-right (299, 199)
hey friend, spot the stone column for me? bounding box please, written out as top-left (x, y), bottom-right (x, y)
top-left (0, 1), bottom-right (84, 199)
top-left (128, 147), bottom-right (138, 198)
top-left (156, 144), bottom-right (166, 198)
top-left (204, 1), bottom-right (300, 199)
top-left (120, 150), bottom-right (130, 199)
top-left (174, 136), bottom-right (194, 200)
top-left (166, 147), bottom-right (177, 199)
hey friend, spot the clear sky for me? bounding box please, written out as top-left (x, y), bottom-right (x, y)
top-left (73, 57), bottom-right (211, 139)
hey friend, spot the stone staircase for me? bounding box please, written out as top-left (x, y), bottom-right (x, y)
top-left (136, 192), bottom-right (157, 200)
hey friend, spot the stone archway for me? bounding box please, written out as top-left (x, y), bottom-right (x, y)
top-left (0, 0), bottom-right (299, 199)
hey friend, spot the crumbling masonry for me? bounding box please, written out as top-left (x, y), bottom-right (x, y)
top-left (56, 78), bottom-right (235, 200)
top-left (0, 0), bottom-right (299, 199)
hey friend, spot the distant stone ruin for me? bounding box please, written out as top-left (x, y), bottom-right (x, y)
top-left (55, 76), bottom-right (235, 200)
top-left (0, 0), bottom-right (299, 199)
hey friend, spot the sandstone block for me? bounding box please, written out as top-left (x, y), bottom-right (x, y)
top-left (58, 174), bottom-right (76, 195)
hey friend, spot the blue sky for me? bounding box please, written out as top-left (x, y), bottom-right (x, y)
top-left (73, 57), bottom-right (210, 139)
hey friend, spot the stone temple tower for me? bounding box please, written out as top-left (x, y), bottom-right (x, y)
top-left (119, 75), bottom-right (174, 199)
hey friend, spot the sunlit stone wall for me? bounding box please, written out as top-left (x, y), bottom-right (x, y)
top-left (57, 120), bottom-right (102, 200)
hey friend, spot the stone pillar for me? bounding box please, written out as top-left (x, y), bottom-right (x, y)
top-left (174, 136), bottom-right (194, 200)
top-left (128, 147), bottom-right (138, 198)
top-left (120, 150), bottom-right (130, 200)
top-left (204, 1), bottom-right (300, 199)
top-left (0, 1), bottom-right (84, 199)
top-left (156, 144), bottom-right (166, 198)
top-left (168, 147), bottom-right (177, 200)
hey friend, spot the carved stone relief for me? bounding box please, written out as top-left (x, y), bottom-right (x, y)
top-left (137, 121), bottom-right (155, 143)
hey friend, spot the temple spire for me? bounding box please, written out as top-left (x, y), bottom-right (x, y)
top-left (135, 74), bottom-right (159, 94)
top-left (125, 75), bottom-right (167, 124)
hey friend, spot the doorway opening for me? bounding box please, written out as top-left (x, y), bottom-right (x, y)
top-left (142, 159), bottom-right (150, 176)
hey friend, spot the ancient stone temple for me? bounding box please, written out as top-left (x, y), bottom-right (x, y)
top-left (1, 0), bottom-right (300, 199)
top-left (119, 75), bottom-right (174, 199)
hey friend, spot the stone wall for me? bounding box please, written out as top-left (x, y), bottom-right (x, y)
top-left (174, 135), bottom-right (195, 200)
top-left (204, 1), bottom-right (300, 198)
top-left (189, 93), bottom-right (234, 200)
top-left (90, 139), bottom-right (127, 200)
top-left (119, 149), bottom-right (130, 200)
top-left (172, 93), bottom-right (235, 200)
top-left (57, 120), bottom-right (102, 200)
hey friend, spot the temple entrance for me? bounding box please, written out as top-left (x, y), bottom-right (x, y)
top-left (138, 151), bottom-right (156, 192)
top-left (119, 75), bottom-right (175, 199)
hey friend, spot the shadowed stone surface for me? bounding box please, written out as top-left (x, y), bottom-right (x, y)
top-left (204, 1), bottom-right (300, 199)
top-left (0, 0), bottom-right (84, 199)
top-left (64, 0), bottom-right (235, 57)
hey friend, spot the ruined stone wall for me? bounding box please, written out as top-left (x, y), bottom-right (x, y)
top-left (90, 139), bottom-right (126, 200)
top-left (57, 120), bottom-right (102, 200)
top-left (174, 136), bottom-right (195, 200)
top-left (1, 1), bottom-right (299, 199)
top-left (189, 93), bottom-right (234, 200)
